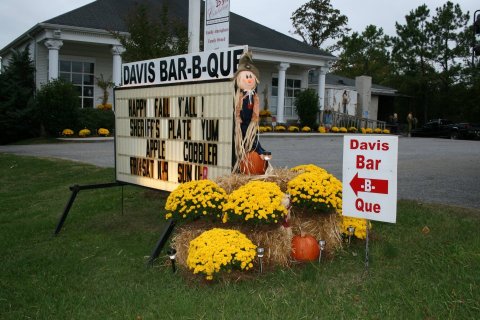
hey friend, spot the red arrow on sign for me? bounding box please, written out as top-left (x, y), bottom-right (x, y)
top-left (350, 172), bottom-right (389, 196)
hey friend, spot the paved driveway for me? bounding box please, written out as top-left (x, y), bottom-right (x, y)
top-left (1, 136), bottom-right (479, 209)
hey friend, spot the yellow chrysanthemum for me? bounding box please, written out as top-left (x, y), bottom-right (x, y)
top-left (187, 228), bottom-right (256, 280)
top-left (165, 180), bottom-right (227, 221)
top-left (222, 181), bottom-right (288, 224)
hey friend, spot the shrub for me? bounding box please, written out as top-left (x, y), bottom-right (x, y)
top-left (0, 47), bottom-right (38, 144)
top-left (294, 88), bottom-right (318, 128)
top-left (36, 79), bottom-right (80, 136)
top-left (77, 108), bottom-right (115, 133)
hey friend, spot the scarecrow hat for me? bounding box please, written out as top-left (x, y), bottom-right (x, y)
top-left (234, 51), bottom-right (260, 80)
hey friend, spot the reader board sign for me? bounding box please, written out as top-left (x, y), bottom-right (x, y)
top-left (204, 0), bottom-right (230, 51)
top-left (122, 45), bottom-right (245, 87)
top-left (342, 135), bottom-right (398, 223)
top-left (114, 80), bottom-right (234, 191)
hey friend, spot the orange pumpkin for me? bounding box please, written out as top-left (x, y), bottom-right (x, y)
top-left (291, 234), bottom-right (320, 261)
top-left (239, 151), bottom-right (267, 175)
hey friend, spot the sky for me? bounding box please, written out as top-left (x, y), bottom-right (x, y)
top-left (0, 0), bottom-right (478, 50)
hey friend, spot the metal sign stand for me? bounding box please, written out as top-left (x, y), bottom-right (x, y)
top-left (54, 182), bottom-right (126, 235)
top-left (364, 220), bottom-right (370, 276)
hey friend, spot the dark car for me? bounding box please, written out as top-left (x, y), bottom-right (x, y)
top-left (411, 119), bottom-right (480, 140)
top-left (410, 119), bottom-right (453, 138)
top-left (449, 123), bottom-right (480, 140)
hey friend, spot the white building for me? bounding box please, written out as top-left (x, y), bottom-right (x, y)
top-left (0, 0), bottom-right (396, 123)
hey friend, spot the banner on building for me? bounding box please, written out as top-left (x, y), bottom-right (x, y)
top-left (204, 0), bottom-right (230, 51)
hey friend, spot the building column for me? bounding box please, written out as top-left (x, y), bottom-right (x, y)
top-left (44, 39), bottom-right (63, 80)
top-left (188, 0), bottom-right (201, 53)
top-left (111, 45), bottom-right (125, 86)
top-left (276, 62), bottom-right (290, 124)
top-left (317, 66), bottom-right (328, 124)
top-left (356, 75), bottom-right (372, 119)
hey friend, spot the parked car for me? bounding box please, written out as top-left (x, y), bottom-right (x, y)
top-left (411, 119), bottom-right (480, 140)
top-left (449, 122), bottom-right (480, 140)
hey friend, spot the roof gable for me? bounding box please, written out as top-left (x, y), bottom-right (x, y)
top-left (43, 0), bottom-right (332, 57)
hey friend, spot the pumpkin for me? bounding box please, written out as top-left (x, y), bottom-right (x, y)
top-left (239, 151), bottom-right (266, 175)
top-left (291, 234), bottom-right (320, 261)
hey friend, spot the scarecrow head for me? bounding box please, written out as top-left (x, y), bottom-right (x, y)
top-left (235, 51), bottom-right (259, 91)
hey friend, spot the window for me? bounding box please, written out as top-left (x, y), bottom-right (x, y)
top-left (271, 77), bottom-right (302, 118)
top-left (59, 60), bottom-right (95, 108)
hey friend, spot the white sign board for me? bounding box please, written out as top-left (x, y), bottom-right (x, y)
top-left (204, 0), bottom-right (230, 51)
top-left (115, 81), bottom-right (234, 191)
top-left (342, 135), bottom-right (398, 223)
top-left (122, 45), bottom-right (245, 87)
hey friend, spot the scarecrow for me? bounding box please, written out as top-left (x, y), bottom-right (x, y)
top-left (233, 52), bottom-right (271, 174)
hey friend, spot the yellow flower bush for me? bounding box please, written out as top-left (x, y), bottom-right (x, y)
top-left (348, 127), bottom-right (358, 133)
top-left (361, 128), bottom-right (366, 134)
top-left (222, 181), bottom-right (288, 224)
top-left (383, 129), bottom-right (391, 134)
top-left (339, 215), bottom-right (371, 240)
top-left (79, 128), bottom-right (91, 137)
top-left (331, 126), bottom-right (339, 133)
top-left (290, 164), bottom-right (371, 239)
top-left (339, 127), bottom-right (348, 133)
top-left (301, 126), bottom-right (312, 132)
top-left (288, 126), bottom-right (299, 132)
top-left (96, 103), bottom-right (112, 110)
top-left (365, 128), bottom-right (373, 134)
top-left (187, 228), bottom-right (257, 280)
top-left (165, 180), bottom-right (227, 221)
top-left (259, 109), bottom-right (272, 117)
top-left (373, 128), bottom-right (382, 134)
top-left (62, 129), bottom-right (74, 136)
top-left (97, 128), bottom-right (110, 136)
top-left (287, 165), bottom-right (342, 213)
top-left (318, 126), bottom-right (326, 133)
top-left (291, 164), bottom-right (327, 175)
top-left (274, 125), bottom-right (286, 132)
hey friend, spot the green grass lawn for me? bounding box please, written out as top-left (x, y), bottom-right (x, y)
top-left (1, 153), bottom-right (479, 319)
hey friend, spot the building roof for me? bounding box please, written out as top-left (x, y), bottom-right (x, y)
top-left (326, 73), bottom-right (397, 94)
top-left (39, 0), bottom-right (333, 57)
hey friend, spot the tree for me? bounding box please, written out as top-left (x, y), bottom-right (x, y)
top-left (0, 47), bottom-right (37, 144)
top-left (391, 2), bottom-right (472, 121)
top-left (428, 2), bottom-right (471, 118)
top-left (391, 5), bottom-right (436, 122)
top-left (113, 3), bottom-right (189, 62)
top-left (95, 74), bottom-right (114, 107)
top-left (333, 25), bottom-right (392, 85)
top-left (290, 0), bottom-right (350, 52)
